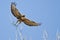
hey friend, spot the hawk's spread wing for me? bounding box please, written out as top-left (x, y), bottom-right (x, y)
top-left (11, 2), bottom-right (22, 19)
top-left (11, 2), bottom-right (41, 26)
top-left (22, 17), bottom-right (41, 26)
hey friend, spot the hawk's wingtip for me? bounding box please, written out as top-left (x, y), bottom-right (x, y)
top-left (38, 23), bottom-right (42, 26)
top-left (11, 2), bottom-right (16, 6)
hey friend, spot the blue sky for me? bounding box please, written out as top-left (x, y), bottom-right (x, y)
top-left (0, 0), bottom-right (60, 40)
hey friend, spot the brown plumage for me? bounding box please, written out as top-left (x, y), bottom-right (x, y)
top-left (11, 2), bottom-right (41, 26)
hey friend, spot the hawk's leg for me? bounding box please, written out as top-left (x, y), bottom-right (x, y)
top-left (15, 19), bottom-right (21, 26)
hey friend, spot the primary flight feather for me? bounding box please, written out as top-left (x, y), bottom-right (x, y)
top-left (11, 2), bottom-right (41, 26)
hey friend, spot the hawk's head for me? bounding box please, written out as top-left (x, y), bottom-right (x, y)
top-left (22, 15), bottom-right (25, 17)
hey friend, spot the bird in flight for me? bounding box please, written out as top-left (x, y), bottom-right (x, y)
top-left (11, 2), bottom-right (41, 26)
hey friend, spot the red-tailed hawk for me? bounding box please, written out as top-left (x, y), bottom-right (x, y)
top-left (11, 2), bottom-right (41, 26)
